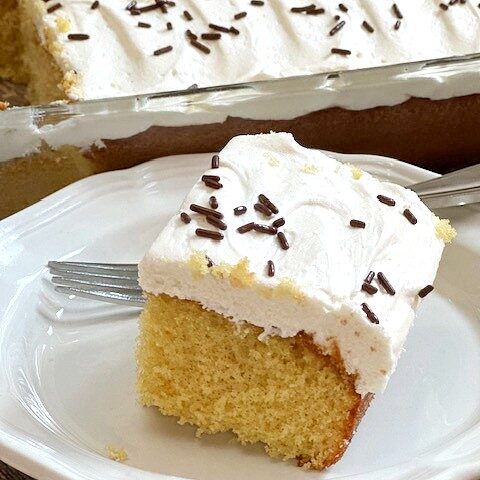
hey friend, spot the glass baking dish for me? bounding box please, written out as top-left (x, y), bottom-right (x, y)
top-left (1, 51), bottom-right (480, 218)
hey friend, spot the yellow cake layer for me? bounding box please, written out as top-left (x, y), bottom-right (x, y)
top-left (137, 293), bottom-right (371, 470)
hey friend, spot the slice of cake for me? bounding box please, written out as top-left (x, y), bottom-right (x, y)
top-left (137, 132), bottom-right (454, 469)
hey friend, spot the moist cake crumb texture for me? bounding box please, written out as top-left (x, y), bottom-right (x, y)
top-left (137, 132), bottom-right (452, 469)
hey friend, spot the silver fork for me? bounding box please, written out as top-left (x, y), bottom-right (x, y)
top-left (48, 261), bottom-right (145, 307)
top-left (48, 164), bottom-right (480, 307)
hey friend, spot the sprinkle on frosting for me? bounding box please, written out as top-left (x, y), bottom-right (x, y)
top-left (234, 11), bottom-right (247, 19)
top-left (206, 215), bottom-right (228, 230)
top-left (183, 10), bottom-right (193, 20)
top-left (138, 22), bottom-right (151, 28)
top-left (361, 303), bottom-right (379, 324)
top-left (350, 219), bottom-right (366, 228)
top-left (202, 175), bottom-right (220, 182)
top-left (258, 194), bottom-right (279, 214)
top-left (250, 0), bottom-right (264, 5)
top-left (180, 212), bottom-right (191, 224)
top-left (339, 3), bottom-right (348, 12)
top-left (190, 203), bottom-right (224, 219)
top-left (392, 3), bottom-right (403, 19)
top-left (403, 209), bottom-right (417, 224)
top-left (190, 40), bottom-right (211, 54)
top-left (272, 217), bottom-right (285, 228)
top-left (254, 223), bottom-right (277, 235)
top-left (234, 206), bottom-right (247, 215)
top-left (377, 194), bottom-right (396, 206)
top-left (208, 23), bottom-right (230, 33)
top-left (394, 20), bottom-right (401, 30)
top-left (377, 272), bottom-right (395, 295)
top-left (329, 21), bottom-right (346, 36)
top-left (166, 22), bottom-right (173, 30)
top-left (277, 231), bottom-right (289, 249)
top-left (254, 203), bottom-right (273, 217)
top-left (211, 154), bottom-right (220, 168)
top-left (203, 178), bottom-right (223, 189)
top-left (267, 260), bottom-right (275, 277)
top-left (201, 33), bottom-right (222, 40)
top-left (47, 3), bottom-right (62, 13)
top-left (91, 1), bottom-right (99, 9)
top-left (331, 48), bottom-right (351, 56)
top-left (195, 228), bottom-right (224, 240)
top-left (439, 3), bottom-right (449, 10)
top-left (209, 196), bottom-right (218, 209)
top-left (237, 222), bottom-right (255, 233)
top-left (68, 33), bottom-right (90, 40)
top-left (364, 271), bottom-right (375, 284)
top-left (154, 45), bottom-right (173, 55)
top-left (361, 282), bottom-right (378, 295)
top-left (362, 20), bottom-right (374, 33)
top-left (418, 285), bottom-right (434, 298)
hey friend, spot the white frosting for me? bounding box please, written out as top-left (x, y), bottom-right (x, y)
top-left (31, 0), bottom-right (480, 100)
top-left (139, 132), bottom-right (445, 395)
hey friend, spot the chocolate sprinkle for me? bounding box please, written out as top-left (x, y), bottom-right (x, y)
top-left (204, 179), bottom-right (222, 189)
top-left (361, 303), bottom-right (379, 324)
top-left (350, 219), bottom-right (366, 228)
top-left (205, 255), bottom-right (214, 267)
top-left (362, 20), bottom-right (374, 33)
top-left (272, 217), bottom-right (285, 228)
top-left (364, 271), bottom-right (375, 284)
top-left (439, 2), bottom-right (449, 10)
top-left (392, 3), bottom-right (403, 19)
top-left (237, 222), bottom-right (255, 233)
top-left (403, 209), bottom-right (418, 224)
top-left (331, 47), bottom-right (351, 55)
top-left (254, 224), bottom-right (277, 235)
top-left (47, 3), bottom-right (62, 13)
top-left (362, 282), bottom-right (378, 295)
top-left (130, 8), bottom-right (141, 15)
top-left (307, 8), bottom-right (325, 14)
top-left (191, 39), bottom-right (211, 54)
top-left (138, 3), bottom-right (162, 12)
top-left (186, 29), bottom-right (197, 40)
top-left (138, 21), bottom-right (151, 28)
top-left (334, 14), bottom-right (341, 20)
top-left (91, 1), bottom-right (99, 9)
top-left (329, 21), bottom-right (346, 36)
top-left (180, 212), bottom-right (191, 224)
top-left (209, 196), bottom-right (218, 209)
top-left (154, 45), bottom-right (173, 55)
top-left (167, 22), bottom-right (173, 30)
top-left (201, 33), bottom-right (221, 40)
top-left (338, 3), bottom-right (348, 12)
top-left (183, 9), bottom-right (193, 20)
top-left (202, 174), bottom-right (220, 182)
top-left (68, 33), bottom-right (90, 40)
top-left (195, 228), bottom-right (224, 240)
top-left (126, 1), bottom-right (137, 10)
top-left (229, 26), bottom-right (240, 35)
top-left (277, 231), bottom-right (289, 249)
top-left (394, 20), bottom-right (401, 30)
top-left (209, 23), bottom-right (231, 33)
top-left (250, 0), bottom-right (264, 5)
top-left (258, 194), bottom-right (279, 214)
top-left (291, 4), bottom-right (316, 13)
top-left (377, 194), bottom-right (396, 206)
top-left (234, 206), bottom-right (247, 215)
top-left (418, 285), bottom-right (434, 298)
top-left (211, 155), bottom-right (220, 168)
top-left (377, 272), bottom-right (395, 295)
top-left (206, 216), bottom-right (227, 231)
top-left (254, 203), bottom-right (273, 217)
top-left (234, 11), bottom-right (247, 19)
top-left (190, 203), bottom-right (223, 219)
top-left (267, 260), bottom-right (275, 277)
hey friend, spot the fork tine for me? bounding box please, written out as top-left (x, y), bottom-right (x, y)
top-left (51, 276), bottom-right (142, 292)
top-left (55, 286), bottom-right (145, 307)
top-left (48, 262), bottom-right (138, 279)
top-left (48, 261), bottom-right (138, 272)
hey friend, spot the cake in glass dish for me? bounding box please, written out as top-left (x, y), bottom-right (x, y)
top-left (2, 0), bottom-right (480, 218)
top-left (137, 132), bottom-right (455, 469)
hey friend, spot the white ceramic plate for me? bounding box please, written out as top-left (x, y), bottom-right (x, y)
top-left (1, 152), bottom-right (479, 480)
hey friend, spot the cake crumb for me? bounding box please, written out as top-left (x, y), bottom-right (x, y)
top-left (106, 445), bottom-right (128, 462)
top-left (229, 258), bottom-right (255, 288)
top-left (301, 164), bottom-right (318, 175)
top-left (435, 218), bottom-right (456, 243)
top-left (55, 17), bottom-right (71, 33)
top-left (264, 152), bottom-right (279, 166)
top-left (349, 164), bottom-right (363, 180)
top-left (0, 101), bottom-right (10, 111)
top-left (258, 278), bottom-right (305, 303)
